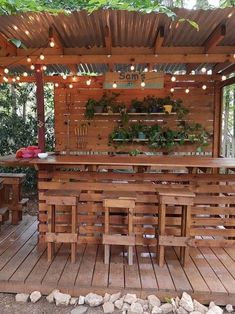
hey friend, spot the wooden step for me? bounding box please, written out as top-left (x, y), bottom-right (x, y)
top-left (0, 207), bottom-right (9, 223)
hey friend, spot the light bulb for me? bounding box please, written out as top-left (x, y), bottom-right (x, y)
top-left (185, 88), bottom-right (190, 94)
top-left (86, 79), bottom-right (91, 86)
top-left (62, 74), bottom-right (67, 80)
top-left (144, 67), bottom-right (148, 72)
top-left (72, 76), bottom-right (77, 82)
top-left (16, 76), bottom-right (20, 81)
top-left (4, 68), bottom-right (9, 74)
top-left (140, 80), bottom-right (145, 87)
top-left (49, 39), bottom-right (55, 47)
top-left (222, 75), bottom-right (226, 81)
top-left (55, 83), bottom-right (59, 87)
top-left (30, 64), bottom-right (35, 70)
top-left (42, 65), bottom-right (47, 71)
top-left (112, 82), bottom-right (117, 88)
top-left (27, 56), bottom-right (31, 63)
top-left (191, 70), bottom-right (195, 75)
top-left (130, 65), bottom-right (135, 71)
top-left (202, 85), bottom-right (207, 90)
top-left (171, 76), bottom-right (176, 82)
top-left (69, 83), bottom-right (73, 89)
top-left (23, 72), bottom-right (28, 77)
top-left (12, 78), bottom-right (16, 82)
top-left (170, 88), bottom-right (174, 93)
top-left (201, 67), bottom-right (206, 73)
top-left (3, 76), bottom-right (8, 82)
top-left (39, 53), bottom-right (45, 60)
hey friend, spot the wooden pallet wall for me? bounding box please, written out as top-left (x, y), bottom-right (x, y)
top-left (54, 85), bottom-right (215, 154)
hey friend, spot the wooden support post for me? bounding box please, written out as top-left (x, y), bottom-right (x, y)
top-left (212, 82), bottom-right (222, 157)
top-left (35, 64), bottom-right (46, 152)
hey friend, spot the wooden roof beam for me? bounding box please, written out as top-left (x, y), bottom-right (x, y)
top-left (0, 33), bottom-right (17, 56)
top-left (49, 26), bottom-right (63, 53)
top-left (67, 64), bottom-right (77, 75)
top-left (204, 24), bottom-right (226, 53)
top-left (104, 25), bottom-right (112, 55)
top-left (221, 63), bottom-right (235, 76)
top-left (154, 26), bottom-right (164, 54)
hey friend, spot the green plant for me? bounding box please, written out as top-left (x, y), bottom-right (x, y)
top-left (130, 99), bottom-right (146, 113)
top-left (85, 98), bottom-right (97, 119)
top-left (172, 99), bottom-right (189, 118)
top-left (109, 127), bottom-right (130, 143)
top-left (129, 149), bottom-right (141, 156)
top-left (129, 123), bottom-right (148, 138)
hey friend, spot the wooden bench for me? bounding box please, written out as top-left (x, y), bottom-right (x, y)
top-left (103, 196), bottom-right (136, 265)
top-left (0, 173), bottom-right (29, 224)
top-left (44, 190), bottom-right (80, 263)
top-left (157, 188), bottom-right (195, 267)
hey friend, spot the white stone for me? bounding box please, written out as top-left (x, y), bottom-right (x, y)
top-left (190, 312), bottom-right (202, 314)
top-left (152, 306), bottom-right (163, 314)
top-left (122, 302), bottom-right (131, 311)
top-left (71, 306), bottom-right (88, 314)
top-left (136, 299), bottom-right (145, 307)
top-left (226, 304), bottom-right (233, 313)
top-left (103, 301), bottom-right (115, 313)
top-left (209, 302), bottom-right (216, 309)
top-left (160, 303), bottom-right (173, 314)
top-left (70, 297), bottom-right (78, 305)
top-left (78, 296), bottom-right (85, 305)
top-left (30, 291), bottom-right (42, 303)
top-left (110, 292), bottom-right (121, 303)
top-left (143, 303), bottom-right (149, 312)
top-left (148, 295), bottom-right (161, 309)
top-left (124, 294), bottom-right (137, 304)
top-left (85, 292), bottom-right (103, 307)
top-left (54, 291), bottom-right (71, 306)
top-left (130, 302), bottom-right (143, 313)
top-left (207, 305), bottom-right (223, 314)
top-left (176, 306), bottom-right (188, 314)
top-left (15, 293), bottom-right (29, 303)
top-left (104, 293), bottom-right (111, 303)
top-left (115, 297), bottom-right (124, 309)
top-left (175, 297), bottom-right (180, 308)
top-left (179, 292), bottom-right (194, 312)
top-left (46, 289), bottom-right (59, 303)
top-left (193, 300), bottom-right (208, 314)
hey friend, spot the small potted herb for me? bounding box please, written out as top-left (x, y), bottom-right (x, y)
top-left (130, 123), bottom-right (148, 140)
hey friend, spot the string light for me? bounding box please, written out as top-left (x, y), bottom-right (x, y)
top-left (191, 70), bottom-right (195, 75)
top-left (72, 75), bottom-right (77, 82)
top-left (27, 56), bottom-right (31, 63)
top-left (170, 88), bottom-right (174, 93)
top-left (233, 53), bottom-right (235, 59)
top-left (25, 30), bottom-right (29, 35)
top-left (202, 84), bottom-right (207, 90)
top-left (30, 64), bottom-right (35, 70)
top-left (140, 80), bottom-right (146, 87)
top-left (171, 76), bottom-right (176, 82)
top-left (49, 39), bottom-right (55, 47)
top-left (112, 81), bottom-right (117, 88)
top-left (4, 68), bottom-right (9, 74)
top-left (201, 67), bottom-right (207, 73)
top-left (42, 65), bottom-right (47, 71)
top-left (69, 83), bottom-right (73, 89)
top-left (222, 75), bottom-right (226, 81)
top-left (86, 78), bottom-right (91, 86)
top-left (185, 88), bottom-right (190, 94)
top-left (16, 76), bottom-right (20, 81)
top-left (39, 53), bottom-right (45, 60)
top-left (62, 74), bottom-right (67, 80)
top-left (55, 83), bottom-right (59, 87)
top-left (23, 72), bottom-right (28, 77)
top-left (3, 76), bottom-right (8, 82)
top-left (130, 65), bottom-right (135, 71)
top-left (12, 78), bottom-right (16, 82)
top-left (144, 67), bottom-right (148, 72)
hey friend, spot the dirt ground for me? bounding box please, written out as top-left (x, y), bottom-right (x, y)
top-left (0, 293), bottom-right (121, 314)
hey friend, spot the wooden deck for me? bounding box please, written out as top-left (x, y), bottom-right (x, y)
top-left (1, 215), bottom-right (235, 305)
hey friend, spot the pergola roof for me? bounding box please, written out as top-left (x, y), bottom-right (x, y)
top-left (0, 7), bottom-right (234, 77)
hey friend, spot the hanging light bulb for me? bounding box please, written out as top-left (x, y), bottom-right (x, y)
top-left (3, 76), bottom-right (8, 82)
top-left (12, 77), bottom-right (16, 83)
top-left (27, 56), bottom-right (31, 63)
top-left (55, 83), bottom-right (59, 87)
top-left (62, 74), bottom-right (67, 80)
top-left (49, 39), bottom-right (55, 47)
top-left (170, 88), bottom-right (174, 93)
top-left (69, 83), bottom-right (73, 89)
top-left (112, 81), bottom-right (117, 88)
top-left (16, 76), bottom-right (20, 81)
top-left (191, 70), bottom-right (195, 75)
top-left (23, 72), bottom-right (28, 77)
top-left (4, 68), bottom-right (9, 74)
top-left (185, 88), bottom-right (190, 94)
top-left (30, 64), bottom-right (35, 70)
top-left (42, 65), bottom-right (47, 71)
top-left (202, 84), bottom-right (207, 90)
top-left (201, 67), bottom-right (207, 73)
top-left (171, 76), bottom-right (176, 82)
top-left (86, 78), bottom-right (91, 86)
top-left (130, 65), bottom-right (135, 71)
top-left (39, 53), bottom-right (45, 60)
top-left (140, 80), bottom-right (145, 87)
top-left (222, 75), bottom-right (226, 81)
top-left (144, 67), bottom-right (148, 72)
top-left (72, 75), bottom-right (77, 82)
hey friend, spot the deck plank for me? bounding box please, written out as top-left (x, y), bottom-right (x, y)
top-left (92, 245), bottom-right (109, 288)
top-left (212, 247), bottom-right (235, 280)
top-left (124, 246), bottom-right (141, 290)
top-left (108, 245), bottom-right (125, 288)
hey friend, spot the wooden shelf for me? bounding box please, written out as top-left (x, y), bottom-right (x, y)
top-left (94, 112), bottom-right (177, 116)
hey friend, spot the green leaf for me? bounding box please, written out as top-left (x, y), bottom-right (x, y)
top-left (178, 18), bottom-right (199, 31)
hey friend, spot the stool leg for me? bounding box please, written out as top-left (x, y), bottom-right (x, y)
top-left (11, 185), bottom-right (20, 225)
top-left (128, 207), bottom-right (134, 265)
top-left (71, 205), bottom-right (77, 263)
top-left (47, 204), bottom-right (55, 263)
top-left (181, 205), bottom-right (191, 266)
top-left (104, 207), bottom-right (110, 264)
top-left (158, 203), bottom-right (166, 267)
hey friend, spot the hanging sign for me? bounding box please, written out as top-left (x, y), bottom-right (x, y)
top-left (103, 72), bottom-right (164, 89)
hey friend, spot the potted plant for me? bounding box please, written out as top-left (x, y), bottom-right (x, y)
top-left (109, 127), bottom-right (130, 142)
top-left (130, 99), bottom-right (146, 113)
top-left (130, 123), bottom-right (148, 140)
top-left (148, 124), bottom-right (163, 148)
top-left (162, 96), bottom-right (174, 114)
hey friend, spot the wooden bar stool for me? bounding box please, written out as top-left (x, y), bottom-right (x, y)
top-left (44, 190), bottom-right (80, 263)
top-left (157, 188), bottom-right (195, 267)
top-left (103, 197), bottom-right (136, 265)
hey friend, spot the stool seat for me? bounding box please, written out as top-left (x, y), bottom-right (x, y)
top-left (157, 188), bottom-right (195, 267)
top-left (44, 190), bottom-right (80, 263)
